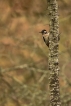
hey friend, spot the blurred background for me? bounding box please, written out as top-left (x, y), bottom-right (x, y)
top-left (0, 0), bottom-right (71, 106)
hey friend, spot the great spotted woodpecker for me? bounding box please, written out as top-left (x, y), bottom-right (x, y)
top-left (39, 29), bottom-right (60, 47)
top-left (39, 29), bottom-right (49, 47)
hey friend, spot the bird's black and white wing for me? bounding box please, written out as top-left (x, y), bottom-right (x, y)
top-left (43, 34), bottom-right (49, 47)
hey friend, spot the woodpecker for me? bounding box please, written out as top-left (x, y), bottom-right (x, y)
top-left (39, 29), bottom-right (60, 47)
top-left (39, 29), bottom-right (49, 47)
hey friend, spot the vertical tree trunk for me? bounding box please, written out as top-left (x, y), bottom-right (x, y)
top-left (47, 0), bottom-right (61, 106)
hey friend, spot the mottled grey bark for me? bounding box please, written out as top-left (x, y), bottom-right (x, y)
top-left (47, 0), bottom-right (61, 106)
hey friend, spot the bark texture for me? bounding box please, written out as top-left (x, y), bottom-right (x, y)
top-left (47, 0), bottom-right (61, 106)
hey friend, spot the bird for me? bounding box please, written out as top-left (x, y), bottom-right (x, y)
top-left (39, 29), bottom-right (60, 47)
top-left (39, 29), bottom-right (49, 47)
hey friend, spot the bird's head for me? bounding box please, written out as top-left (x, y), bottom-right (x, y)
top-left (39, 29), bottom-right (47, 35)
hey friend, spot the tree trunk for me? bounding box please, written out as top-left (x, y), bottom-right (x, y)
top-left (47, 0), bottom-right (61, 106)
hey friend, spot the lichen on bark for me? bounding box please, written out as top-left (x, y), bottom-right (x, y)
top-left (47, 0), bottom-right (61, 106)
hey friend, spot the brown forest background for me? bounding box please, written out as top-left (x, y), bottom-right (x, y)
top-left (0, 0), bottom-right (71, 106)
